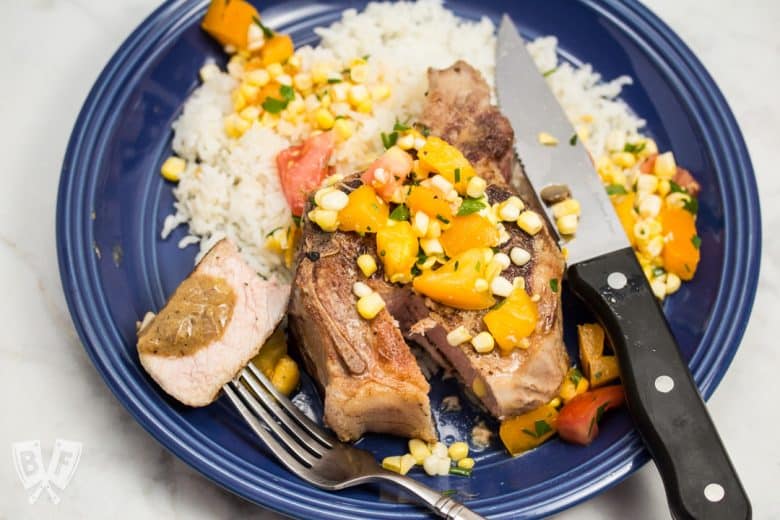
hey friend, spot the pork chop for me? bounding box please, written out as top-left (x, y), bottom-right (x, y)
top-left (138, 239), bottom-right (290, 406)
top-left (383, 61), bottom-right (569, 418)
top-left (288, 187), bottom-right (436, 442)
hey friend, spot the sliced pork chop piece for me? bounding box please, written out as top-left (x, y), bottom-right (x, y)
top-left (384, 61), bottom-right (568, 418)
top-left (138, 239), bottom-right (290, 407)
top-left (289, 181), bottom-right (436, 443)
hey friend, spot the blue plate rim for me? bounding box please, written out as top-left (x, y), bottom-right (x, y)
top-left (56, 0), bottom-right (762, 518)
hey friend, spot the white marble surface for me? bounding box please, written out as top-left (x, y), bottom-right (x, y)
top-left (1, 0), bottom-right (777, 518)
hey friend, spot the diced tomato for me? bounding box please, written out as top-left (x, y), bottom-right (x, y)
top-left (640, 154), bottom-right (701, 196)
top-left (557, 385), bottom-right (625, 445)
top-left (277, 132), bottom-right (335, 216)
top-left (361, 146), bottom-right (413, 202)
top-left (639, 154), bottom-right (657, 174)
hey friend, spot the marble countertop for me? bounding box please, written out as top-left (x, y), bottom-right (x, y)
top-left (1, 1), bottom-right (777, 518)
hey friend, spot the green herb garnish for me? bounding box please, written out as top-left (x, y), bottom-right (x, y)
top-left (393, 120), bottom-right (410, 132)
top-left (262, 97), bottom-right (288, 114)
top-left (381, 131), bottom-right (398, 149)
top-left (449, 467), bottom-right (472, 478)
top-left (683, 196), bottom-right (699, 215)
top-left (280, 85), bottom-right (295, 101)
top-left (441, 489), bottom-right (457, 497)
top-left (411, 265), bottom-right (422, 276)
top-left (362, 54), bottom-right (371, 61)
top-left (327, 77), bottom-right (342, 84)
top-left (606, 184), bottom-right (628, 196)
top-left (414, 122), bottom-right (431, 137)
top-left (691, 235), bottom-right (701, 249)
top-left (542, 68), bottom-right (557, 77)
top-left (389, 204), bottom-right (410, 221)
top-left (522, 420), bottom-right (552, 438)
top-left (569, 368), bottom-right (583, 386)
top-left (252, 16), bottom-right (275, 39)
top-left (436, 214), bottom-right (450, 224)
top-left (265, 227), bottom-right (282, 238)
top-left (595, 404), bottom-right (606, 422)
top-left (454, 168), bottom-right (461, 183)
top-left (550, 278), bottom-right (559, 292)
top-left (652, 266), bottom-right (666, 278)
top-left (456, 197), bottom-right (487, 216)
top-left (623, 141), bottom-right (646, 154)
top-left (453, 260), bottom-right (459, 272)
top-left (669, 181), bottom-right (687, 194)
top-left (569, 133), bottom-right (578, 146)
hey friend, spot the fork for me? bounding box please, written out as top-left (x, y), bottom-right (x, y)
top-left (223, 363), bottom-right (486, 519)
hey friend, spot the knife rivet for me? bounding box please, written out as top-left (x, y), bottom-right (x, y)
top-left (654, 375), bottom-right (674, 393)
top-left (607, 272), bottom-right (627, 290)
top-left (704, 483), bottom-right (725, 502)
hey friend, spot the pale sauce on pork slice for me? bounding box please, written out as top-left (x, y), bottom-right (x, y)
top-left (138, 274), bottom-right (236, 357)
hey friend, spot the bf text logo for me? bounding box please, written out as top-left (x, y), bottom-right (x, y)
top-left (12, 439), bottom-right (82, 504)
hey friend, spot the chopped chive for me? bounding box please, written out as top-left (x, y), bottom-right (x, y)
top-left (549, 278), bottom-right (559, 292)
top-left (542, 67), bottom-right (557, 77)
top-left (436, 214), bottom-right (450, 224)
top-left (652, 266), bottom-right (665, 277)
top-left (454, 168), bottom-right (461, 183)
top-left (691, 235), bottom-right (701, 249)
top-left (262, 97), bottom-right (287, 114)
top-left (449, 467), bottom-right (472, 477)
top-left (265, 226), bottom-right (282, 237)
top-left (252, 16), bottom-right (275, 39)
top-left (381, 131), bottom-right (398, 149)
top-left (454, 260), bottom-right (459, 272)
top-left (456, 197), bottom-right (487, 216)
top-left (393, 120), bottom-right (411, 132)
top-left (327, 77), bottom-right (342, 84)
top-left (606, 184), bottom-right (628, 195)
top-left (389, 204), bottom-right (410, 221)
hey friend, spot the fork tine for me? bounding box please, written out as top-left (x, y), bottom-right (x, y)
top-left (230, 380), bottom-right (321, 466)
top-left (222, 384), bottom-right (316, 480)
top-left (240, 369), bottom-right (328, 456)
top-left (244, 363), bottom-right (335, 447)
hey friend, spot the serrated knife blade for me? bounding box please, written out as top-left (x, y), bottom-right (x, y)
top-left (496, 16), bottom-right (628, 265)
top-left (495, 15), bottom-right (750, 520)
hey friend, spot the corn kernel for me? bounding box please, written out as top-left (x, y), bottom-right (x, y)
top-left (666, 272), bottom-right (681, 294)
top-left (370, 84), bottom-right (391, 101)
top-left (650, 278), bottom-right (666, 299)
top-left (315, 108), bottom-right (335, 130)
top-left (310, 63), bottom-right (330, 85)
top-left (382, 456), bottom-right (403, 474)
top-left (538, 132), bottom-right (558, 146)
top-left (640, 138), bottom-right (658, 158)
top-left (349, 63), bottom-right (369, 83)
top-left (490, 276), bottom-right (513, 297)
top-left (446, 326), bottom-right (472, 346)
top-left (638, 194), bottom-right (662, 219)
top-left (409, 439), bottom-right (431, 464)
top-left (160, 156), bottom-right (186, 182)
top-left (471, 332), bottom-right (495, 354)
top-left (352, 281), bottom-right (373, 298)
top-left (516, 211), bottom-right (543, 235)
top-left (413, 211), bottom-right (430, 237)
top-left (333, 118), bottom-right (355, 140)
top-left (397, 134), bottom-right (415, 150)
top-left (399, 454), bottom-right (416, 475)
top-left (240, 82), bottom-right (259, 101)
top-left (504, 196), bottom-right (525, 211)
top-left (287, 54), bottom-right (302, 71)
top-left (448, 442), bottom-right (469, 462)
top-left (466, 176), bottom-right (487, 198)
top-left (499, 201), bottom-right (520, 222)
top-left (426, 220), bottom-right (442, 239)
top-left (474, 278), bottom-right (489, 292)
top-left (551, 198), bottom-right (581, 219)
top-left (319, 189), bottom-right (349, 211)
top-left (260, 111), bottom-right (278, 128)
top-left (308, 208), bottom-right (339, 232)
top-left (420, 237), bottom-right (443, 256)
top-left (636, 173), bottom-right (659, 194)
top-left (356, 292), bottom-right (385, 320)
top-left (330, 83), bottom-right (348, 102)
top-left (493, 252), bottom-right (511, 270)
top-left (357, 254), bottom-right (377, 277)
top-left (557, 214), bottom-right (579, 235)
top-left (510, 247), bottom-right (531, 266)
top-left (234, 116), bottom-right (251, 135)
top-left (654, 151), bottom-right (677, 179)
top-left (267, 62), bottom-right (284, 78)
top-left (431, 175), bottom-right (454, 195)
top-left (548, 397), bottom-right (562, 408)
top-left (457, 457), bottom-right (475, 470)
top-left (658, 179), bottom-right (671, 197)
top-left (347, 84), bottom-right (369, 106)
top-left (356, 99), bottom-right (373, 113)
top-left (232, 90), bottom-right (247, 112)
top-left (239, 106), bottom-right (260, 121)
top-left (611, 151), bottom-right (636, 168)
top-left (432, 442), bottom-right (448, 459)
top-left (245, 69), bottom-right (270, 87)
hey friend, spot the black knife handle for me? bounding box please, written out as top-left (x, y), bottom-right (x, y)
top-left (568, 247), bottom-right (750, 520)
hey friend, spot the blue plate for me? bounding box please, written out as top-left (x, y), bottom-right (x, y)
top-left (57, 0), bottom-right (761, 518)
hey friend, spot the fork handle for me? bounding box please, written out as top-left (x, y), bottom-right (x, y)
top-left (380, 472), bottom-right (486, 519)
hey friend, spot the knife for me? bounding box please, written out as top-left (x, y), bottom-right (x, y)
top-left (496, 15), bottom-right (750, 520)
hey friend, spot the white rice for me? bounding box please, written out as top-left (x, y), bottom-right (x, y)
top-left (162, 0), bottom-right (645, 274)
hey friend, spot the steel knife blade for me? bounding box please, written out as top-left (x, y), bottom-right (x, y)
top-left (495, 15), bottom-right (750, 520)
